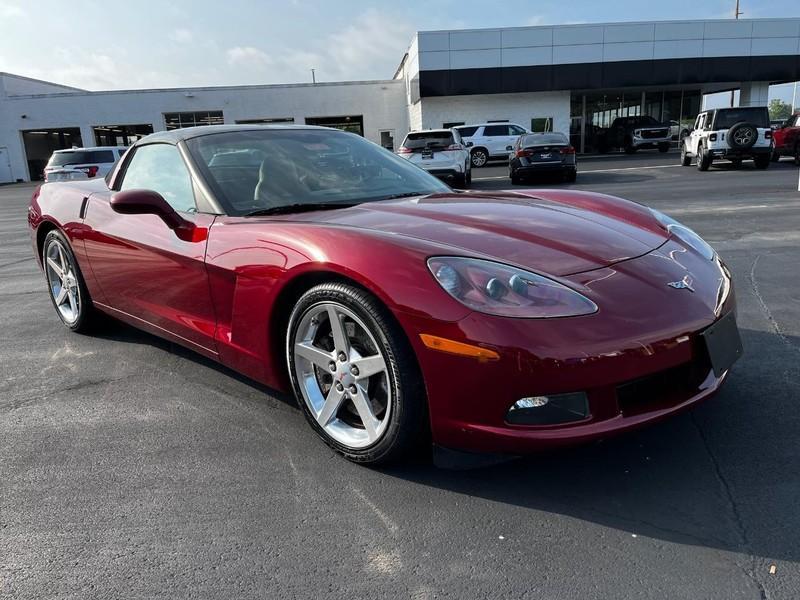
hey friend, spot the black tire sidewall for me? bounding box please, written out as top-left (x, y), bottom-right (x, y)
top-left (42, 230), bottom-right (93, 332)
top-left (286, 282), bottom-right (425, 464)
top-left (471, 149), bottom-right (488, 168)
top-left (727, 122), bottom-right (758, 150)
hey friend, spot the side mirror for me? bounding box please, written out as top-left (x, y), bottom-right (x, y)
top-left (465, 141), bottom-right (474, 148)
top-left (111, 189), bottom-right (203, 242)
top-left (505, 145), bottom-right (513, 151)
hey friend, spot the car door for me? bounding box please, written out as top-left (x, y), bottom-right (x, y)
top-left (507, 125), bottom-right (527, 156)
top-left (689, 114), bottom-right (705, 154)
top-left (482, 124), bottom-right (510, 157)
top-left (82, 142), bottom-right (219, 356)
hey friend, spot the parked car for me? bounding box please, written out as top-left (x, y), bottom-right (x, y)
top-left (44, 146), bottom-right (127, 182)
top-left (597, 116), bottom-right (672, 154)
top-left (680, 106), bottom-right (773, 171)
top-left (29, 124), bottom-right (742, 465)
top-left (509, 132), bottom-right (577, 183)
top-left (771, 112), bottom-right (800, 165)
top-left (454, 123), bottom-right (529, 168)
top-left (396, 128), bottom-right (470, 187)
top-left (669, 120), bottom-right (690, 141)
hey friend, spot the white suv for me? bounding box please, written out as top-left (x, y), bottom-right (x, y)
top-left (44, 146), bottom-right (127, 182)
top-left (454, 123), bottom-right (529, 168)
top-left (397, 128), bottom-right (471, 187)
top-left (681, 107), bottom-right (773, 171)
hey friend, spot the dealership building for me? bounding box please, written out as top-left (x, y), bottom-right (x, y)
top-left (1, 17), bottom-right (799, 182)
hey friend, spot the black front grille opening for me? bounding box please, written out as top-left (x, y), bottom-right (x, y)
top-left (616, 358), bottom-right (711, 417)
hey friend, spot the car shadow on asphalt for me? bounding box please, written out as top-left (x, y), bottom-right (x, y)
top-left (379, 326), bottom-right (800, 564)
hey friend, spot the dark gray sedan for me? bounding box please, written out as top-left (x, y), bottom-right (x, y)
top-left (509, 132), bottom-right (577, 184)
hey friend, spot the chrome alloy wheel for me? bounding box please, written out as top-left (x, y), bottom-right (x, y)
top-left (292, 302), bottom-right (391, 449)
top-left (45, 239), bottom-right (81, 324)
top-left (733, 128), bottom-right (755, 146)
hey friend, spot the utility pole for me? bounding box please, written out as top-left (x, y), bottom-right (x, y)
top-left (311, 68), bottom-right (316, 85)
top-left (731, 1), bottom-right (743, 107)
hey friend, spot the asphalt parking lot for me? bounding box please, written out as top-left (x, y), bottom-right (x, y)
top-left (2, 153), bottom-right (800, 599)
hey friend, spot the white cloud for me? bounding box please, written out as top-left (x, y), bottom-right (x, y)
top-left (324, 9), bottom-right (413, 79)
top-left (226, 46), bottom-right (274, 68)
top-left (525, 16), bottom-right (545, 26)
top-left (0, 2), bottom-right (25, 18)
top-left (170, 28), bottom-right (193, 43)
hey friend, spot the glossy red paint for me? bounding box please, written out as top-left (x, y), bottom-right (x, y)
top-left (772, 112), bottom-right (800, 161)
top-left (30, 175), bottom-right (737, 455)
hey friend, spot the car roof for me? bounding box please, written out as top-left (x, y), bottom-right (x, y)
top-left (139, 123), bottom-right (333, 145)
top-left (53, 146), bottom-right (126, 152)
top-left (406, 129), bottom-right (453, 134)
top-left (455, 123), bottom-right (523, 128)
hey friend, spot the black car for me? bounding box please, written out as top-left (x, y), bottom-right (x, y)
top-left (509, 132), bottom-right (577, 183)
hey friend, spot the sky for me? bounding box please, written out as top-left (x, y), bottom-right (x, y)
top-left (0, 0), bottom-right (798, 103)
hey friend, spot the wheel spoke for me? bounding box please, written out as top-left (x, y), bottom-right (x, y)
top-left (350, 385), bottom-right (380, 442)
top-left (67, 288), bottom-right (78, 315)
top-left (317, 386), bottom-right (344, 426)
top-left (327, 306), bottom-right (349, 354)
top-left (295, 341), bottom-right (334, 369)
top-left (56, 244), bottom-right (68, 273)
top-left (46, 257), bottom-right (64, 279)
top-left (352, 354), bottom-right (386, 380)
top-left (55, 285), bottom-right (68, 305)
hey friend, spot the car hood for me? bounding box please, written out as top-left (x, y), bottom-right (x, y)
top-left (278, 191), bottom-right (670, 276)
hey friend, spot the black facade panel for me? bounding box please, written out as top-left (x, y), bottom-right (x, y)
top-left (501, 65), bottom-right (553, 93)
top-left (418, 55), bottom-right (800, 97)
top-left (551, 63), bottom-right (603, 90)
top-left (700, 57), bottom-right (748, 83)
top-left (448, 68), bottom-right (502, 95)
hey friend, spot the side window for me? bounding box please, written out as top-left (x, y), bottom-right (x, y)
top-left (120, 144), bottom-right (196, 213)
top-left (484, 125), bottom-right (509, 136)
top-left (510, 125), bottom-right (527, 135)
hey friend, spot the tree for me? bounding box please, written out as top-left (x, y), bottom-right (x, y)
top-left (768, 99), bottom-right (792, 121)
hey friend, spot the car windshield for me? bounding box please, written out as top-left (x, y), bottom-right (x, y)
top-left (48, 149), bottom-right (115, 166)
top-left (403, 131), bottom-right (455, 149)
top-left (714, 108), bottom-right (769, 129)
top-left (186, 128), bottom-right (450, 216)
top-left (522, 133), bottom-right (568, 146)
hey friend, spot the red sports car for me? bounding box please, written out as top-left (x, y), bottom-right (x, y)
top-left (28, 125), bottom-right (742, 464)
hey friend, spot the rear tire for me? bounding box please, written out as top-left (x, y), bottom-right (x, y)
top-left (753, 154), bottom-right (770, 170)
top-left (564, 169), bottom-right (577, 183)
top-left (42, 230), bottom-right (98, 333)
top-left (697, 146), bottom-right (712, 171)
top-left (286, 282), bottom-right (427, 465)
top-left (510, 172), bottom-right (523, 185)
top-left (624, 139), bottom-right (637, 154)
top-left (453, 173), bottom-right (467, 188)
top-left (771, 150), bottom-right (781, 162)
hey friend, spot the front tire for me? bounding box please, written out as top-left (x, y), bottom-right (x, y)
top-left (286, 283), bottom-right (426, 464)
top-left (658, 142), bottom-right (670, 153)
top-left (470, 148), bottom-right (489, 168)
top-left (42, 230), bottom-right (97, 333)
top-left (680, 144), bottom-right (691, 166)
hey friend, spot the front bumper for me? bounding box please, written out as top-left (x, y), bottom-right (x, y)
top-left (632, 135), bottom-right (672, 148)
top-left (400, 240), bottom-right (738, 454)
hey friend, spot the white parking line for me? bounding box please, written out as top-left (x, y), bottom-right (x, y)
top-left (473, 163), bottom-right (681, 181)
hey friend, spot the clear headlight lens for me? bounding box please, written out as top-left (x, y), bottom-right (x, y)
top-left (427, 257), bottom-right (598, 318)
top-left (650, 209), bottom-right (715, 260)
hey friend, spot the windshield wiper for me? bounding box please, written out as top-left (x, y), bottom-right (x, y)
top-left (244, 202), bottom-right (357, 217)
top-left (377, 192), bottom-right (430, 200)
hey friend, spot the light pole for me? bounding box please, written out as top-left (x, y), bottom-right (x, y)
top-left (731, 0), bottom-right (743, 107)
top-left (311, 68), bottom-right (316, 85)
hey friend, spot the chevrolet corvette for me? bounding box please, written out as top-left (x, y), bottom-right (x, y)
top-left (28, 125), bottom-right (742, 464)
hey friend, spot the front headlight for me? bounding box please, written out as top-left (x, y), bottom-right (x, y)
top-left (427, 257), bottom-right (598, 318)
top-left (650, 209), bottom-right (715, 260)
